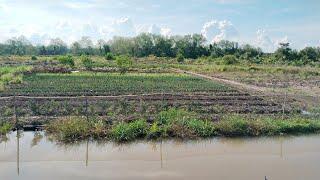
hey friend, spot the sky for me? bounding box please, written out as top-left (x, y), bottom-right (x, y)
top-left (0, 0), bottom-right (319, 52)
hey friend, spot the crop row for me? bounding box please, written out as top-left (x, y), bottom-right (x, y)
top-left (2, 73), bottom-right (231, 96)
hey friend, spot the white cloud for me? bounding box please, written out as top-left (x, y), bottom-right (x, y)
top-left (160, 27), bottom-right (172, 37)
top-left (148, 24), bottom-right (172, 36)
top-left (255, 29), bottom-right (291, 52)
top-left (201, 20), bottom-right (239, 43)
top-left (256, 29), bottom-right (275, 52)
top-left (110, 17), bottom-right (136, 37)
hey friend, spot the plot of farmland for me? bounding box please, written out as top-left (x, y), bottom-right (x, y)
top-left (1, 73), bottom-right (232, 96)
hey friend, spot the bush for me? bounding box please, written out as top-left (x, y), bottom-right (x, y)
top-left (215, 115), bottom-right (320, 137)
top-left (220, 55), bottom-right (238, 65)
top-left (46, 117), bottom-right (91, 141)
top-left (57, 55), bottom-right (75, 67)
top-left (176, 53), bottom-right (184, 63)
top-left (80, 55), bottom-right (94, 70)
top-left (185, 119), bottom-right (215, 137)
top-left (155, 109), bottom-right (214, 138)
top-left (105, 53), bottom-right (115, 60)
top-left (116, 55), bottom-right (133, 74)
top-left (31, 56), bottom-right (37, 60)
top-left (0, 122), bottom-right (13, 135)
top-left (147, 122), bottom-right (164, 139)
top-left (111, 119), bottom-right (148, 142)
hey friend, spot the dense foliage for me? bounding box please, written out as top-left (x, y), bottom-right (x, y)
top-left (1, 34), bottom-right (319, 66)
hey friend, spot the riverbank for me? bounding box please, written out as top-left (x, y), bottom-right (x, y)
top-left (44, 109), bottom-right (320, 142)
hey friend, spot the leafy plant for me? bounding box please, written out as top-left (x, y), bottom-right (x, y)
top-left (57, 55), bottom-right (75, 67)
top-left (116, 55), bottom-right (133, 74)
top-left (80, 55), bottom-right (94, 70)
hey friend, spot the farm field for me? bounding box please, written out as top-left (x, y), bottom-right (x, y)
top-left (1, 72), bottom-right (230, 96)
top-left (0, 56), bottom-right (318, 141)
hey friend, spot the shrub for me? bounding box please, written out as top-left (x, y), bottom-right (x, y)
top-left (80, 55), bottom-right (94, 70)
top-left (111, 119), bottom-right (148, 142)
top-left (220, 55), bottom-right (238, 65)
top-left (155, 109), bottom-right (214, 138)
top-left (185, 119), bottom-right (215, 137)
top-left (31, 56), bottom-right (37, 60)
top-left (105, 53), bottom-right (115, 60)
top-left (46, 117), bottom-right (91, 141)
top-left (215, 115), bottom-right (320, 137)
top-left (0, 122), bottom-right (13, 135)
top-left (176, 53), bottom-right (184, 63)
top-left (116, 55), bottom-right (133, 74)
top-left (57, 55), bottom-right (75, 67)
top-left (147, 122), bottom-right (163, 139)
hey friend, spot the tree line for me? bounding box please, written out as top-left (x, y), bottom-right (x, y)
top-left (0, 33), bottom-right (319, 65)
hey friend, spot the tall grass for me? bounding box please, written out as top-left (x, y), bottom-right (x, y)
top-left (46, 109), bottom-right (320, 142)
top-left (0, 66), bottom-right (31, 92)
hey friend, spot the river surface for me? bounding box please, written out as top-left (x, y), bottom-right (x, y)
top-left (0, 131), bottom-right (320, 180)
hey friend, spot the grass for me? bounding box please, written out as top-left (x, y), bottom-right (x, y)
top-left (0, 66), bottom-right (31, 92)
top-left (3, 72), bottom-right (230, 96)
top-left (111, 120), bottom-right (148, 141)
top-left (45, 109), bottom-right (320, 142)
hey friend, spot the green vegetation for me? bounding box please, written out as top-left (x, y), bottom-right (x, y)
top-left (3, 73), bottom-right (229, 96)
top-left (111, 120), bottom-right (148, 141)
top-left (116, 55), bottom-right (133, 74)
top-left (1, 33), bottom-right (319, 66)
top-left (46, 109), bottom-right (320, 142)
top-left (0, 122), bottom-right (13, 135)
top-left (220, 55), bottom-right (238, 65)
top-left (57, 55), bottom-right (75, 67)
top-left (80, 55), bottom-right (94, 70)
top-left (31, 55), bottom-right (37, 60)
top-left (215, 115), bottom-right (320, 136)
top-left (176, 53), bottom-right (185, 63)
top-left (105, 52), bottom-right (115, 60)
top-left (0, 66), bottom-right (31, 91)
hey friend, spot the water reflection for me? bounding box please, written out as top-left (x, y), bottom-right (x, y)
top-left (1, 132), bottom-right (320, 180)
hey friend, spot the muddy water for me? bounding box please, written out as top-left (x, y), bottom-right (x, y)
top-left (1, 132), bottom-right (320, 180)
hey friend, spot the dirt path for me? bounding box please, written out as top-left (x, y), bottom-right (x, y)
top-left (172, 68), bottom-right (320, 108)
top-left (172, 68), bottom-right (273, 94)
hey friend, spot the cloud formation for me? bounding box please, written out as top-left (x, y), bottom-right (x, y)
top-left (201, 20), bottom-right (239, 43)
top-left (255, 29), bottom-right (290, 52)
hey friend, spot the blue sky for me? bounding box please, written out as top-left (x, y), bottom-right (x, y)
top-left (0, 0), bottom-right (319, 51)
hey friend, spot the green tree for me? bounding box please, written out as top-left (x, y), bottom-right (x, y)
top-left (299, 47), bottom-right (319, 63)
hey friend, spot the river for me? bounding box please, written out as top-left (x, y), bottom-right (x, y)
top-left (0, 131), bottom-right (320, 180)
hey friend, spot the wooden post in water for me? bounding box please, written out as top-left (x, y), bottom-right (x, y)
top-left (160, 139), bottom-right (163, 169)
top-left (16, 130), bottom-right (20, 175)
top-left (85, 139), bottom-right (89, 167)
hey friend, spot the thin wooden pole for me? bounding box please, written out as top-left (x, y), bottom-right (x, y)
top-left (16, 130), bottom-right (20, 175)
